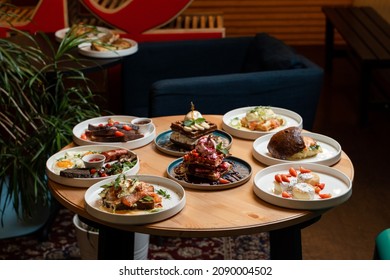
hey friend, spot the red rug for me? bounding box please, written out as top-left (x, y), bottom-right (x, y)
top-left (0, 207), bottom-right (270, 260)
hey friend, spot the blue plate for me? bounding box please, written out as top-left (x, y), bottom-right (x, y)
top-left (166, 156), bottom-right (252, 190)
top-left (155, 129), bottom-right (233, 157)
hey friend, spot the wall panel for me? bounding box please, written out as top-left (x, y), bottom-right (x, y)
top-left (184, 0), bottom-right (354, 45)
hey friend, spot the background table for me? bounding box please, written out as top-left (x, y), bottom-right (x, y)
top-left (48, 115), bottom-right (354, 260)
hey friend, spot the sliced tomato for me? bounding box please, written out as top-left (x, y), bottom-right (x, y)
top-left (299, 166), bottom-right (312, 173)
top-left (282, 191), bottom-right (292, 198)
top-left (218, 178), bottom-right (230, 184)
top-left (281, 174), bottom-right (290, 182)
top-left (319, 193), bottom-right (332, 199)
top-left (289, 167), bottom-right (297, 177)
top-left (115, 131), bottom-right (124, 137)
top-left (122, 125), bottom-right (132, 131)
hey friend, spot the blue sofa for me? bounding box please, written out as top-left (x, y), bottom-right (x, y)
top-left (121, 33), bottom-right (323, 130)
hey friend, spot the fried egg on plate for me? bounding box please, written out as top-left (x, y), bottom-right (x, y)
top-left (52, 152), bottom-right (85, 174)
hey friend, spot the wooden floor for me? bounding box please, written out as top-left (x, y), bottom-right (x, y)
top-left (294, 45), bottom-right (390, 260)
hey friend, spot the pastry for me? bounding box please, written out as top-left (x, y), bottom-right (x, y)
top-left (267, 126), bottom-right (322, 160)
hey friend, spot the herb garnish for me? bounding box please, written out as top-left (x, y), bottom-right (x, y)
top-left (157, 189), bottom-right (171, 199)
top-left (183, 118), bottom-right (206, 127)
top-left (216, 142), bottom-right (229, 156)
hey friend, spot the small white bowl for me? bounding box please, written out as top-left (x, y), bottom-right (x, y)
top-left (82, 154), bottom-right (106, 169)
top-left (131, 117), bottom-right (153, 134)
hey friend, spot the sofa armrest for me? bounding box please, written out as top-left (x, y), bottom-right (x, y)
top-left (375, 228), bottom-right (390, 260)
top-left (150, 61), bottom-right (323, 130)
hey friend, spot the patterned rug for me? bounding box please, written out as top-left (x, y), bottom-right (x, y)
top-left (0, 207), bottom-right (270, 260)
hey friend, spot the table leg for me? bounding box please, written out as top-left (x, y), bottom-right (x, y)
top-left (77, 216), bottom-right (135, 260)
top-left (325, 17), bottom-right (334, 73)
top-left (269, 227), bottom-right (302, 260)
top-left (269, 216), bottom-right (321, 260)
top-left (98, 226), bottom-right (135, 260)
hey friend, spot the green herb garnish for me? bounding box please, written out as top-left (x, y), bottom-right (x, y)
top-left (157, 189), bottom-right (171, 199)
top-left (216, 142), bottom-right (229, 156)
top-left (183, 118), bottom-right (206, 127)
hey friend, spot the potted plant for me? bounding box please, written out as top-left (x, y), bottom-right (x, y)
top-left (0, 26), bottom-right (103, 232)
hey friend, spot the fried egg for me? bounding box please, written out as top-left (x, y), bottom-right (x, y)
top-left (52, 152), bottom-right (85, 175)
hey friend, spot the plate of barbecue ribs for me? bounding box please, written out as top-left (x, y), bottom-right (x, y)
top-left (72, 115), bottom-right (156, 150)
top-left (166, 135), bottom-right (252, 190)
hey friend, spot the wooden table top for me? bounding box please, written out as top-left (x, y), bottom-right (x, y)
top-left (48, 115), bottom-right (354, 238)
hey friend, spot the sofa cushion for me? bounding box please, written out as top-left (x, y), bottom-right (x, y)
top-left (242, 33), bottom-right (305, 72)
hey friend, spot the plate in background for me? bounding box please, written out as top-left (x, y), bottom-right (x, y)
top-left (222, 106), bottom-right (302, 140)
top-left (72, 115), bottom-right (155, 150)
top-left (78, 39), bottom-right (138, 58)
top-left (55, 26), bottom-right (111, 42)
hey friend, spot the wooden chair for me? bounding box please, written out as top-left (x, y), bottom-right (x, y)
top-left (0, 0), bottom-right (68, 37)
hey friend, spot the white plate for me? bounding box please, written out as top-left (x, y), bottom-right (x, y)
top-left (46, 145), bottom-right (139, 188)
top-left (222, 106), bottom-right (303, 140)
top-left (78, 39), bottom-right (138, 58)
top-left (72, 115), bottom-right (156, 150)
top-left (167, 157), bottom-right (252, 190)
top-left (84, 174), bottom-right (186, 225)
top-left (253, 163), bottom-right (352, 210)
top-left (252, 132), bottom-right (342, 166)
top-left (55, 26), bottom-right (111, 42)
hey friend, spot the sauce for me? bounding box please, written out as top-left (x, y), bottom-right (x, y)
top-left (134, 120), bottom-right (151, 125)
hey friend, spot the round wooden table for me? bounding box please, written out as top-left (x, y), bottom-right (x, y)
top-left (48, 115), bottom-right (354, 259)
